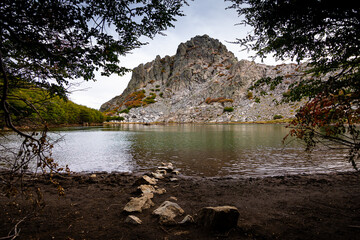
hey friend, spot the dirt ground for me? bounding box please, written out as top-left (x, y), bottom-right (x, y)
top-left (1, 170), bottom-right (360, 240)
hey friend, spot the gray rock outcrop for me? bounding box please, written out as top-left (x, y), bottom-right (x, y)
top-left (100, 35), bottom-right (305, 123)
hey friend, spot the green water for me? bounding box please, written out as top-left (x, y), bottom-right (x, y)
top-left (47, 124), bottom-right (351, 177)
top-left (1, 124), bottom-right (353, 177)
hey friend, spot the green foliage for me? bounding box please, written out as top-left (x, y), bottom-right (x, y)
top-left (122, 91), bottom-right (157, 108)
top-left (1, 0), bottom-right (188, 97)
top-left (123, 90), bottom-right (146, 108)
top-left (143, 98), bottom-right (156, 104)
top-left (119, 108), bottom-right (130, 114)
top-left (260, 90), bottom-right (267, 96)
top-left (247, 91), bottom-right (253, 99)
top-left (1, 87), bottom-right (105, 126)
top-left (229, 0), bottom-right (360, 168)
top-left (143, 93), bottom-right (157, 104)
top-left (159, 92), bottom-right (164, 98)
top-left (0, 0), bottom-right (189, 198)
top-left (254, 97), bottom-right (260, 103)
top-left (282, 90), bottom-right (291, 98)
top-left (224, 107), bottom-right (234, 112)
top-left (273, 114), bottom-right (283, 120)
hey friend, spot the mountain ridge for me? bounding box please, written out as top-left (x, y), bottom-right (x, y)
top-left (100, 35), bottom-right (304, 123)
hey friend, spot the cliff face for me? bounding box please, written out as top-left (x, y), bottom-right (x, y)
top-left (100, 35), bottom-right (303, 123)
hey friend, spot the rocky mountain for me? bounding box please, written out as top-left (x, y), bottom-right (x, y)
top-left (100, 35), bottom-right (304, 123)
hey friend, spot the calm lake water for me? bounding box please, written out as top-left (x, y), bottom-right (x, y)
top-left (41, 124), bottom-right (352, 177)
top-left (1, 124), bottom-right (353, 177)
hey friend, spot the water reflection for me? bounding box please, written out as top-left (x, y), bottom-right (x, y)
top-left (1, 124), bottom-right (353, 177)
top-left (102, 124), bottom-right (352, 177)
top-left (50, 129), bottom-right (135, 172)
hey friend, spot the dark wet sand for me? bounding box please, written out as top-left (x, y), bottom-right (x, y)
top-left (1, 170), bottom-right (360, 240)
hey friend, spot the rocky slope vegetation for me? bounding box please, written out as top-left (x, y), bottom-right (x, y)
top-left (100, 35), bottom-right (305, 123)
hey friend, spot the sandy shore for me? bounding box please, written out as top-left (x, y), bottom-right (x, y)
top-left (1, 170), bottom-right (360, 240)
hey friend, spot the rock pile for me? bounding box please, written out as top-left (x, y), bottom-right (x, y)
top-left (122, 163), bottom-right (240, 233)
top-left (123, 162), bottom-right (182, 224)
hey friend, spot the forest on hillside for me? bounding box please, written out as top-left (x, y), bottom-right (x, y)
top-left (0, 86), bottom-right (106, 128)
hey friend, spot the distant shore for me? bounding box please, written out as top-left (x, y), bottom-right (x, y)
top-left (103, 118), bottom-right (292, 126)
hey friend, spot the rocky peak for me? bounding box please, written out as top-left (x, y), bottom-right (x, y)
top-left (175, 35), bottom-right (232, 60)
top-left (100, 35), bottom-right (303, 123)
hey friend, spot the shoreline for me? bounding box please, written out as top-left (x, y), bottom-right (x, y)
top-left (1, 170), bottom-right (359, 239)
top-left (103, 118), bottom-right (291, 126)
top-left (0, 120), bottom-right (290, 133)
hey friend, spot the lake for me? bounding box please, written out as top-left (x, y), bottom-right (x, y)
top-left (38, 124), bottom-right (352, 177)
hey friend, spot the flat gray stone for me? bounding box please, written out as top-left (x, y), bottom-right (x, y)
top-left (152, 201), bottom-right (184, 224)
top-left (123, 193), bottom-right (154, 213)
top-left (134, 175), bottom-right (157, 186)
top-left (137, 185), bottom-right (166, 195)
top-left (152, 172), bottom-right (165, 179)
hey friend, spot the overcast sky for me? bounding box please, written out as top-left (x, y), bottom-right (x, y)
top-left (69, 0), bottom-right (283, 110)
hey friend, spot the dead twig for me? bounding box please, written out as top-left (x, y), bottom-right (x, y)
top-left (0, 216), bottom-right (27, 240)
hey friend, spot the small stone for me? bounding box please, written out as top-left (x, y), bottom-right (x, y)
top-left (123, 193), bottom-right (154, 213)
top-left (154, 187), bottom-right (166, 195)
top-left (90, 174), bottom-right (97, 178)
top-left (156, 169), bottom-right (167, 175)
top-left (179, 215), bottom-right (195, 225)
top-left (134, 175), bottom-right (157, 186)
top-left (158, 163), bottom-right (174, 173)
top-left (137, 185), bottom-right (166, 195)
top-left (152, 201), bottom-right (184, 224)
top-left (152, 172), bottom-right (164, 179)
top-left (159, 215), bottom-right (177, 226)
top-left (197, 206), bottom-right (240, 232)
top-left (169, 178), bottom-right (178, 182)
top-left (168, 196), bottom-right (178, 201)
top-left (138, 185), bottom-right (156, 194)
top-left (125, 215), bottom-right (142, 225)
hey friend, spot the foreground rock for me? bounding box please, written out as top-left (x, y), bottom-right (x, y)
top-left (152, 201), bottom-right (185, 225)
top-left (158, 163), bottom-right (174, 173)
top-left (137, 184), bottom-right (166, 195)
top-left (197, 206), bottom-right (240, 232)
top-left (123, 193), bottom-right (154, 213)
top-left (134, 175), bottom-right (157, 186)
top-left (151, 172), bottom-right (164, 179)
